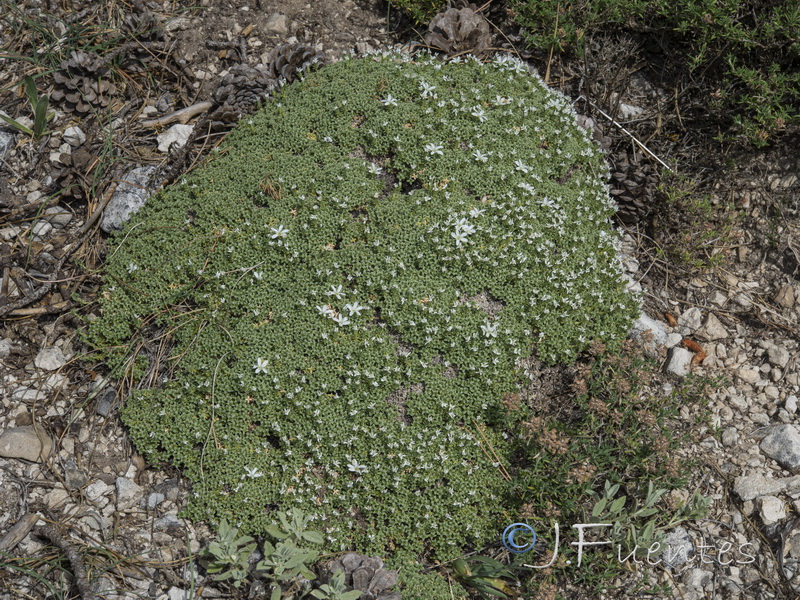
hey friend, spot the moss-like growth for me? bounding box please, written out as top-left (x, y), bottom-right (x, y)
top-left (89, 49), bottom-right (637, 594)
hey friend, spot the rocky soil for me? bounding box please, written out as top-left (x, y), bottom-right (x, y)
top-left (0, 1), bottom-right (799, 599)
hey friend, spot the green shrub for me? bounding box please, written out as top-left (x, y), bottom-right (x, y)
top-left (386, 0), bottom-right (446, 24)
top-left (88, 49), bottom-right (637, 592)
top-left (510, 0), bottom-right (800, 144)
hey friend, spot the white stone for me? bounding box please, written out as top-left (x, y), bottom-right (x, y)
top-left (696, 313), bottom-right (728, 341)
top-left (760, 424), bottom-right (800, 471)
top-left (736, 368), bottom-right (760, 384)
top-left (677, 307), bottom-right (703, 334)
top-left (765, 344), bottom-right (790, 368)
top-left (786, 395), bottom-right (798, 414)
top-left (101, 166), bottom-right (158, 233)
top-left (734, 473), bottom-right (800, 501)
top-left (666, 347), bottom-right (693, 377)
top-left (116, 477), bottom-right (144, 511)
top-left (0, 130), bottom-right (15, 157)
top-left (85, 480), bottom-right (112, 502)
top-left (774, 284), bottom-right (796, 308)
top-left (265, 12), bottom-right (289, 35)
top-left (157, 123), bottom-right (194, 153)
top-left (62, 126), bottom-right (86, 146)
top-left (629, 313), bottom-right (669, 356)
top-left (44, 206), bottom-right (73, 227)
top-left (34, 346), bottom-right (68, 371)
top-left (31, 220), bottom-right (52, 239)
top-left (0, 426), bottom-right (53, 462)
top-left (759, 496), bottom-right (787, 525)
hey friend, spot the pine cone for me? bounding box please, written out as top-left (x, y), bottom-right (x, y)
top-left (213, 64), bottom-right (277, 114)
top-left (123, 10), bottom-right (164, 44)
top-left (324, 553), bottom-right (401, 600)
top-left (609, 151), bottom-right (659, 225)
top-left (266, 43), bottom-right (325, 84)
top-left (53, 147), bottom-right (97, 201)
top-left (424, 3), bottom-right (493, 59)
top-left (51, 51), bottom-right (117, 115)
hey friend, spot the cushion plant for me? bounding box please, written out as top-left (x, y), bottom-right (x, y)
top-left (89, 48), bottom-right (638, 595)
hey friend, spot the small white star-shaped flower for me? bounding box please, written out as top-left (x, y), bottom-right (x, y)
top-left (481, 321), bottom-right (498, 338)
top-left (452, 230), bottom-right (468, 247)
top-left (469, 208), bottom-right (485, 218)
top-left (317, 304), bottom-right (335, 318)
top-left (270, 225), bottom-right (289, 239)
top-left (381, 94), bottom-right (398, 107)
top-left (344, 301), bottom-right (367, 316)
top-left (347, 457), bottom-right (368, 475)
top-left (244, 466), bottom-right (263, 478)
top-left (253, 357), bottom-right (269, 374)
top-left (514, 160), bottom-right (530, 173)
top-left (367, 163), bottom-right (383, 175)
top-left (326, 284), bottom-right (345, 299)
top-left (471, 106), bottom-right (488, 122)
top-left (333, 314), bottom-right (351, 327)
top-left (472, 150), bottom-right (488, 162)
top-left (424, 142), bottom-right (444, 156)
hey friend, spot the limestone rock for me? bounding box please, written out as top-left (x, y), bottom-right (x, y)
top-left (116, 477), bottom-right (144, 511)
top-left (265, 12), bottom-right (289, 35)
top-left (775, 284), bottom-right (796, 308)
top-left (629, 312), bottom-right (668, 356)
top-left (666, 347), bottom-right (693, 377)
top-left (733, 473), bottom-right (800, 501)
top-left (157, 123), bottom-right (193, 153)
top-left (34, 346), bottom-right (68, 371)
top-left (0, 426), bottom-right (53, 462)
top-left (677, 307), bottom-right (703, 334)
top-left (758, 495), bottom-right (787, 525)
top-left (760, 424), bottom-right (800, 471)
top-left (101, 166), bottom-right (158, 233)
top-left (696, 313), bottom-right (728, 341)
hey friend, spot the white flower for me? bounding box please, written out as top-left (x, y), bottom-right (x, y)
top-left (244, 466), bottom-right (263, 478)
top-left (344, 301), bottom-right (367, 316)
top-left (424, 142), bottom-right (444, 156)
top-left (347, 457), bottom-right (368, 475)
top-left (270, 225), bottom-right (289, 239)
top-left (469, 208), bottom-right (485, 218)
top-left (326, 284), bottom-right (345, 299)
top-left (472, 150), bottom-right (488, 162)
top-left (481, 321), bottom-right (498, 338)
top-left (317, 304), bottom-right (335, 318)
top-left (333, 314), bottom-right (351, 327)
top-left (127, 263), bottom-right (138, 273)
top-left (253, 357), bottom-right (269, 374)
top-left (253, 271), bottom-right (263, 280)
top-left (451, 230), bottom-right (468, 247)
top-left (367, 163), bottom-right (383, 175)
top-left (471, 106), bottom-right (488, 122)
top-left (514, 160), bottom-right (530, 173)
top-left (419, 80), bottom-right (436, 98)
top-left (381, 94), bottom-right (398, 107)
top-left (495, 95), bottom-right (512, 105)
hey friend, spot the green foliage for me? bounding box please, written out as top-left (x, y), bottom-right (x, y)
top-left (0, 75), bottom-right (53, 140)
top-left (386, 0), bottom-right (447, 24)
top-left (199, 519), bottom-right (257, 588)
top-left (654, 174), bottom-right (740, 270)
top-left (89, 49), bottom-right (638, 590)
top-left (510, 0), bottom-right (800, 145)
top-left (310, 571), bottom-right (362, 600)
top-left (200, 509), bottom-right (327, 597)
top-left (589, 480), bottom-right (711, 560)
top-left (445, 556), bottom-right (518, 599)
